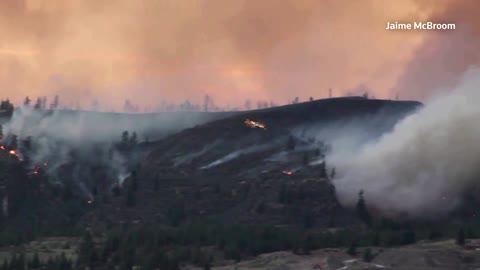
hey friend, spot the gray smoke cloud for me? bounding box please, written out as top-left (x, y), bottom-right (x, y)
top-left (1, 107), bottom-right (232, 197)
top-left (331, 67), bottom-right (480, 218)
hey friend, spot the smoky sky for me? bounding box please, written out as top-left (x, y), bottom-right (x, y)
top-left (0, 0), bottom-right (477, 109)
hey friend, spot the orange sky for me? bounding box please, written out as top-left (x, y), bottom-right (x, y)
top-left (0, 0), bottom-right (478, 110)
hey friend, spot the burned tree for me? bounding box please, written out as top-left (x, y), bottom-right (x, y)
top-left (129, 132), bottom-right (138, 149)
top-left (24, 96), bottom-right (31, 106)
top-left (50, 95), bottom-right (60, 109)
top-left (34, 97), bottom-right (42, 110)
top-left (121, 131), bottom-right (129, 150)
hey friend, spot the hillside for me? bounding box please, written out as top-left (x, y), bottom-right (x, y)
top-left (81, 97), bottom-right (422, 231)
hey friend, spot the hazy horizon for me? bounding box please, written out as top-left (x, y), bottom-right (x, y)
top-left (1, 0), bottom-right (479, 110)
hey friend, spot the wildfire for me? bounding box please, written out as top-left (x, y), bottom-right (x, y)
top-left (245, 119), bottom-right (267, 130)
top-left (29, 165), bottom-right (41, 176)
top-left (9, 150), bottom-right (16, 155)
top-left (282, 170), bottom-right (293, 175)
top-left (0, 145), bottom-right (4, 150)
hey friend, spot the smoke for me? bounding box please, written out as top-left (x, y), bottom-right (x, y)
top-left (1, 0), bottom-right (472, 108)
top-left (200, 141), bottom-right (279, 170)
top-left (393, 0), bottom-right (480, 100)
top-left (331, 68), bottom-right (480, 218)
top-left (1, 106), bottom-right (228, 197)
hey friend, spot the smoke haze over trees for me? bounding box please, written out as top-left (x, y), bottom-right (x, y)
top-left (0, 1), bottom-right (478, 109)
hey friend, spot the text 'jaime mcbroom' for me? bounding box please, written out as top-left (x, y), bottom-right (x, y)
top-left (385, 21), bottom-right (456, 30)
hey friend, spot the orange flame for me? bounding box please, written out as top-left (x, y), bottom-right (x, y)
top-left (9, 150), bottom-right (16, 155)
top-left (245, 119), bottom-right (267, 130)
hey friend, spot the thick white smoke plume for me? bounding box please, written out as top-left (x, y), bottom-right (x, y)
top-left (331, 68), bottom-right (480, 218)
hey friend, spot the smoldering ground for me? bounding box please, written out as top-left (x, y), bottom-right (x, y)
top-left (0, 106), bottom-right (230, 197)
top-left (330, 68), bottom-right (480, 218)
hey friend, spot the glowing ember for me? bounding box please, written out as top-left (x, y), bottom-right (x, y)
top-left (87, 199), bottom-right (93, 204)
top-left (43, 162), bottom-right (48, 166)
top-left (29, 165), bottom-right (41, 176)
top-left (282, 170), bottom-right (293, 175)
top-left (245, 119), bottom-right (267, 130)
top-left (9, 150), bottom-right (16, 155)
top-left (0, 145), bottom-right (5, 150)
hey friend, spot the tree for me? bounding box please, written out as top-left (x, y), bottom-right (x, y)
top-left (372, 231), bottom-right (380, 246)
top-left (303, 152), bottom-right (310, 166)
top-left (121, 131), bottom-right (129, 150)
top-left (347, 240), bottom-right (357, 256)
top-left (51, 95), bottom-right (60, 109)
top-left (363, 248), bottom-right (373, 262)
top-left (154, 176), bottom-right (160, 192)
top-left (244, 100), bottom-right (252, 110)
top-left (1, 259), bottom-right (8, 270)
top-left (309, 97), bottom-right (314, 101)
top-left (131, 171), bottom-right (138, 192)
top-left (330, 168), bottom-right (336, 180)
top-left (456, 227), bottom-right (465, 246)
top-left (129, 132), bottom-right (138, 149)
top-left (34, 97), bottom-right (42, 110)
top-left (203, 95), bottom-right (211, 112)
top-left (9, 134), bottom-right (18, 149)
top-left (77, 232), bottom-right (97, 268)
top-left (30, 252), bottom-right (40, 269)
top-left (356, 190), bottom-right (372, 227)
top-left (41, 97), bottom-right (47, 109)
top-left (24, 96), bottom-right (31, 106)
top-left (286, 135), bottom-right (295, 151)
top-left (401, 230), bottom-right (416, 245)
top-left (126, 185), bottom-right (136, 207)
top-left (319, 161), bottom-right (327, 178)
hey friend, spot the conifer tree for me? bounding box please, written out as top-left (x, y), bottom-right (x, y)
top-left (356, 190), bottom-right (372, 227)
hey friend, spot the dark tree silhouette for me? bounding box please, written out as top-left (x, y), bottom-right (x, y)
top-left (129, 132), bottom-right (138, 149)
top-left (356, 190), bottom-right (372, 227)
top-left (203, 95), bottom-right (211, 112)
top-left (363, 248), bottom-right (373, 262)
top-left (41, 96), bottom-right (47, 109)
top-left (51, 95), bottom-right (60, 109)
top-left (121, 131), bottom-right (129, 150)
top-left (34, 97), bottom-right (42, 110)
top-left (0, 124), bottom-right (3, 141)
top-left (244, 100), bottom-right (252, 110)
top-left (9, 134), bottom-right (18, 150)
top-left (24, 96), bottom-right (31, 106)
top-left (330, 168), bottom-right (336, 179)
top-left (456, 227), bottom-right (465, 246)
top-left (319, 161), bottom-right (327, 178)
top-left (347, 240), bottom-right (357, 256)
top-left (286, 135), bottom-right (295, 151)
top-left (77, 232), bottom-right (97, 268)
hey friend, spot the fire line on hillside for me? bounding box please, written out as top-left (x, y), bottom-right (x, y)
top-left (245, 119), bottom-right (267, 130)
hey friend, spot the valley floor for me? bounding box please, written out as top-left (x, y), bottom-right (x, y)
top-left (185, 240), bottom-right (480, 270)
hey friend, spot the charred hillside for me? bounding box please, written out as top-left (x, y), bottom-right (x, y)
top-left (81, 98), bottom-right (422, 231)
